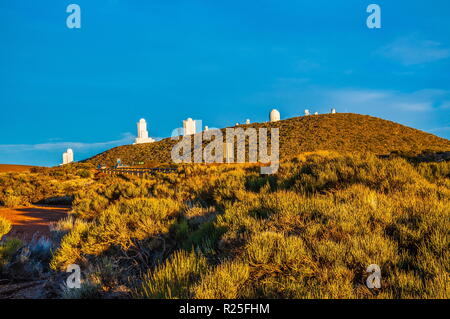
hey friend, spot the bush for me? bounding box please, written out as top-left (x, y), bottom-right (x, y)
top-left (28, 236), bottom-right (53, 262)
top-left (7, 150), bottom-right (448, 299)
top-left (61, 281), bottom-right (102, 299)
top-left (51, 197), bottom-right (181, 270)
top-left (194, 261), bottom-right (250, 299)
top-left (1, 195), bottom-right (29, 208)
top-left (137, 250), bottom-right (208, 299)
top-left (0, 238), bottom-right (23, 266)
top-left (0, 217), bottom-right (12, 240)
top-left (77, 169), bottom-right (92, 179)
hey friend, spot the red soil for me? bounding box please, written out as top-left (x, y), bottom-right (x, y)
top-left (0, 164), bottom-right (38, 173)
top-left (0, 205), bottom-right (70, 241)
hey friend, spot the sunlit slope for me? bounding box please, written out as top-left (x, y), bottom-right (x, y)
top-left (85, 113), bottom-right (450, 166)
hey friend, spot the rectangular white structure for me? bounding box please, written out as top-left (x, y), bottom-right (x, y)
top-left (62, 148), bottom-right (74, 165)
top-left (134, 118), bottom-right (155, 144)
top-left (183, 118), bottom-right (196, 136)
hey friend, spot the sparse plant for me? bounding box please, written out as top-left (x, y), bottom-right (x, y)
top-left (137, 250), bottom-right (209, 299)
top-left (2, 149), bottom-right (450, 299)
top-left (61, 281), bottom-right (101, 299)
top-left (0, 217), bottom-right (11, 240)
top-left (0, 238), bottom-right (23, 267)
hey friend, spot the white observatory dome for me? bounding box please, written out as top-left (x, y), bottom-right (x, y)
top-left (269, 109), bottom-right (280, 122)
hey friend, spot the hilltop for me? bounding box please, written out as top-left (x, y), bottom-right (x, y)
top-left (85, 113), bottom-right (450, 166)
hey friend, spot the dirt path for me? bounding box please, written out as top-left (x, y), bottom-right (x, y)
top-left (0, 164), bottom-right (38, 173)
top-left (0, 280), bottom-right (50, 299)
top-left (0, 205), bottom-right (70, 241)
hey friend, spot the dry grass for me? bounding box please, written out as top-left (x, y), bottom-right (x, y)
top-left (84, 113), bottom-right (450, 166)
top-left (1, 149), bottom-right (449, 299)
top-left (43, 152), bottom-right (450, 298)
top-left (0, 217), bottom-right (11, 240)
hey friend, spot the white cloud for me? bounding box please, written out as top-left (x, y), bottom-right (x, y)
top-left (248, 78), bottom-right (450, 116)
top-left (326, 88), bottom-right (450, 113)
top-left (396, 102), bottom-right (431, 112)
top-left (378, 35), bottom-right (450, 66)
top-left (428, 126), bottom-right (450, 134)
top-left (0, 133), bottom-right (134, 153)
top-left (440, 102), bottom-right (450, 109)
top-left (328, 89), bottom-right (390, 104)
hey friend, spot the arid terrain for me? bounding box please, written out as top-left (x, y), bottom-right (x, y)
top-left (0, 115), bottom-right (449, 299)
top-left (86, 113), bottom-right (450, 166)
top-left (0, 205), bottom-right (69, 241)
top-left (0, 165), bottom-right (37, 173)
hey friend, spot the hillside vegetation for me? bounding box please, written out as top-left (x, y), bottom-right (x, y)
top-left (1, 114), bottom-right (449, 299)
top-left (1, 152), bottom-right (444, 299)
top-left (0, 164), bottom-right (38, 173)
top-left (85, 113), bottom-right (450, 166)
top-left (0, 164), bottom-right (94, 207)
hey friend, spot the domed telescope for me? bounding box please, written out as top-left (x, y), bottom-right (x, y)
top-left (269, 109), bottom-right (280, 122)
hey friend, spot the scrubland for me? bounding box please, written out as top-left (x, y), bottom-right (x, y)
top-left (0, 152), bottom-right (449, 299)
top-left (86, 114), bottom-right (450, 166)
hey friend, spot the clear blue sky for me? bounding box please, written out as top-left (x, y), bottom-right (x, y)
top-left (1, 0), bottom-right (450, 166)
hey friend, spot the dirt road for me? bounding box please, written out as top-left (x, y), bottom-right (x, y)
top-left (0, 205), bottom-right (70, 241)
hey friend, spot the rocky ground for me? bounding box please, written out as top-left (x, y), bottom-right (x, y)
top-left (0, 205), bottom-right (69, 299)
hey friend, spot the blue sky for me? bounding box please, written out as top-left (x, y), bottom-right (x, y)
top-left (1, 0), bottom-right (450, 166)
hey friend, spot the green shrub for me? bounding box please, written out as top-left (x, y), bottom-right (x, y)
top-left (0, 217), bottom-right (12, 240)
top-left (183, 221), bottom-right (226, 253)
top-left (88, 257), bottom-right (121, 290)
top-left (213, 171), bottom-right (246, 204)
top-left (137, 250), bottom-right (208, 299)
top-left (416, 161), bottom-right (450, 182)
top-left (61, 281), bottom-right (102, 299)
top-left (194, 261), bottom-right (250, 299)
top-left (77, 169), bottom-right (92, 179)
top-left (51, 197), bottom-right (181, 270)
top-left (7, 150), bottom-right (448, 299)
top-left (1, 194), bottom-right (29, 207)
top-left (0, 238), bottom-right (23, 266)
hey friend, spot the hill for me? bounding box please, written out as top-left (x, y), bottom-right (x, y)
top-left (85, 113), bottom-right (450, 166)
top-left (1, 134), bottom-right (449, 298)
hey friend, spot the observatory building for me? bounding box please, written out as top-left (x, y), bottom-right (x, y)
top-left (134, 118), bottom-right (155, 144)
top-left (62, 148), bottom-right (74, 165)
top-left (183, 118), bottom-right (196, 136)
top-left (269, 109), bottom-right (280, 122)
